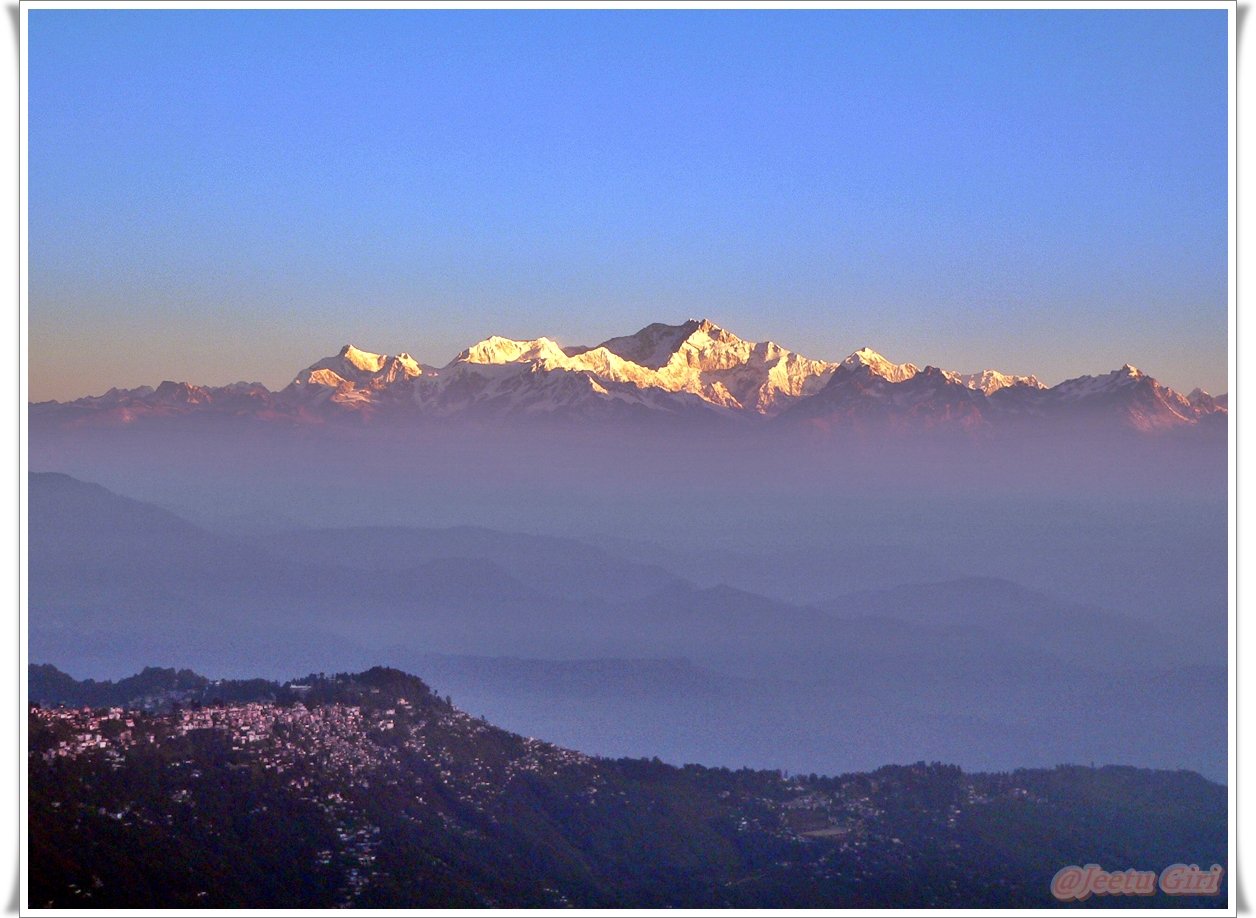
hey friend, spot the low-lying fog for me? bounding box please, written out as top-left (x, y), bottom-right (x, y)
top-left (28, 420), bottom-right (1229, 780)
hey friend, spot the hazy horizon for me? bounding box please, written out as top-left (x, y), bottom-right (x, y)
top-left (30, 318), bottom-right (1230, 404)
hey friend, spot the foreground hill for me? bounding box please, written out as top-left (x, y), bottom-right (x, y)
top-left (29, 665), bottom-right (1227, 909)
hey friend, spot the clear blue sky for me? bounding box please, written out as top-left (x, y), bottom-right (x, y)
top-left (27, 8), bottom-right (1229, 400)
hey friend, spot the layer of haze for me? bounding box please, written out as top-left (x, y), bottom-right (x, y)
top-left (28, 423), bottom-right (1229, 779)
top-left (28, 8), bottom-right (1228, 402)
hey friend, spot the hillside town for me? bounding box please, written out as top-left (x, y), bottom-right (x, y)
top-left (28, 668), bottom-right (1228, 910)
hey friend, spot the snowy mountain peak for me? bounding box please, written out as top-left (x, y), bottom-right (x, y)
top-left (430, 320), bottom-right (838, 416)
top-left (390, 353), bottom-right (423, 377)
top-left (579, 320), bottom-right (708, 370)
top-left (290, 345), bottom-right (426, 393)
top-left (32, 322), bottom-right (1225, 432)
top-left (457, 336), bottom-right (569, 366)
top-left (1049, 364), bottom-right (1160, 405)
top-left (669, 321), bottom-right (758, 369)
top-left (949, 369), bottom-right (1046, 395)
top-left (338, 345), bottom-right (388, 374)
top-left (841, 347), bottom-right (919, 383)
top-left (577, 319), bottom-right (765, 371)
top-left (655, 321), bottom-right (838, 411)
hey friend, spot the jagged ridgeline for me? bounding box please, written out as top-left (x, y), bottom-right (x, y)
top-left (30, 665), bottom-right (1227, 909)
top-left (29, 319), bottom-right (1226, 431)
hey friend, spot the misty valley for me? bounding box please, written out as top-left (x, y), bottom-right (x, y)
top-left (26, 322), bottom-right (1230, 909)
top-left (28, 466), bottom-right (1227, 783)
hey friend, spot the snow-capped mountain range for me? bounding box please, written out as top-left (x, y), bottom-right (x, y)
top-left (31, 319), bottom-right (1226, 432)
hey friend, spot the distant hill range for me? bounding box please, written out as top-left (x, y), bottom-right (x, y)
top-left (29, 662), bottom-right (282, 711)
top-left (27, 471), bottom-right (1228, 780)
top-left (29, 319), bottom-right (1226, 432)
top-left (29, 664), bottom-right (1228, 909)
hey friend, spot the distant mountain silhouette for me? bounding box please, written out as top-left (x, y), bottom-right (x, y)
top-left (29, 321), bottom-right (1225, 431)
